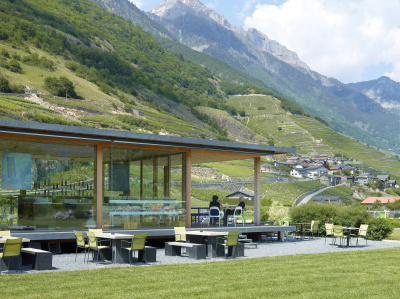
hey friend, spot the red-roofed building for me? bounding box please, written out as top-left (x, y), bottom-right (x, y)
top-left (361, 197), bottom-right (400, 205)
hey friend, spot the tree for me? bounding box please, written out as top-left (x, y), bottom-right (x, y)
top-left (0, 77), bottom-right (11, 93)
top-left (44, 76), bottom-right (78, 98)
top-left (342, 169), bottom-right (351, 176)
top-left (375, 180), bottom-right (385, 190)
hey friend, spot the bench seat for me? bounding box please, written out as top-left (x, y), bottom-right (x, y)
top-left (21, 248), bottom-right (52, 270)
top-left (165, 242), bottom-right (206, 260)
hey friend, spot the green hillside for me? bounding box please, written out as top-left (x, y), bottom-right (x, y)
top-left (228, 94), bottom-right (400, 180)
top-left (1, 0), bottom-right (400, 184)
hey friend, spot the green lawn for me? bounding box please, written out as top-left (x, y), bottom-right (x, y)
top-left (2, 248), bottom-right (400, 298)
top-left (386, 229), bottom-right (400, 241)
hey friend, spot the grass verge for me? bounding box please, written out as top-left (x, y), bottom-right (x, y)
top-left (1, 248), bottom-right (400, 298)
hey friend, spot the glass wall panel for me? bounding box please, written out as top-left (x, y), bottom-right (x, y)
top-left (0, 137), bottom-right (96, 231)
top-left (103, 145), bottom-right (186, 229)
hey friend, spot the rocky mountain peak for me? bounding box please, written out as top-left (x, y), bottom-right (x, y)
top-left (150, 0), bottom-right (309, 70)
top-left (151, 0), bottom-right (233, 29)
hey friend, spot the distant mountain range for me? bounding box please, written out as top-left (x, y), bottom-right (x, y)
top-left (90, 0), bottom-right (400, 153)
top-left (349, 76), bottom-right (400, 111)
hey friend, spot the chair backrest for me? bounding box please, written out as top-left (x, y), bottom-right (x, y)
top-left (333, 225), bottom-right (343, 237)
top-left (209, 206), bottom-right (220, 217)
top-left (3, 237), bottom-right (23, 257)
top-left (88, 229), bottom-right (103, 234)
top-left (86, 231), bottom-right (98, 249)
top-left (74, 230), bottom-right (86, 247)
top-left (311, 221), bottom-right (320, 232)
top-left (0, 230), bottom-right (11, 237)
top-left (325, 223), bottom-right (333, 235)
top-left (226, 230), bottom-right (240, 246)
top-left (131, 233), bottom-right (147, 250)
top-left (234, 207), bottom-right (243, 217)
top-left (359, 224), bottom-right (368, 237)
top-left (174, 227), bottom-right (186, 242)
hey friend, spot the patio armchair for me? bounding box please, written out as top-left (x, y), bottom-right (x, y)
top-left (174, 227), bottom-right (186, 242)
top-left (324, 223), bottom-right (334, 245)
top-left (86, 231), bottom-right (111, 263)
top-left (228, 207), bottom-right (245, 227)
top-left (74, 230), bottom-right (89, 262)
top-left (356, 224), bottom-right (368, 246)
top-left (209, 206), bottom-right (222, 227)
top-left (217, 230), bottom-right (240, 257)
top-left (0, 237), bottom-right (23, 274)
top-left (121, 233), bottom-right (147, 265)
top-left (304, 220), bottom-right (320, 239)
top-left (332, 225), bottom-right (344, 246)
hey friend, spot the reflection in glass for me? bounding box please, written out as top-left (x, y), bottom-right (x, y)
top-left (103, 145), bottom-right (186, 229)
top-left (0, 137), bottom-right (95, 231)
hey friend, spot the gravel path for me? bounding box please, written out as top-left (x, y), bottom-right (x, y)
top-left (4, 236), bottom-right (400, 274)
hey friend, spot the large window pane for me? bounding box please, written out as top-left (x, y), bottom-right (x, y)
top-left (103, 145), bottom-right (186, 229)
top-left (0, 137), bottom-right (96, 231)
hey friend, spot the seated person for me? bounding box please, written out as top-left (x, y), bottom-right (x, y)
top-left (224, 196), bottom-right (245, 226)
top-left (209, 195), bottom-right (222, 226)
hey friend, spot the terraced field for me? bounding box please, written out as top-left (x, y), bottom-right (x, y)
top-left (293, 115), bottom-right (400, 179)
top-left (228, 94), bottom-right (400, 180)
top-left (228, 95), bottom-right (334, 154)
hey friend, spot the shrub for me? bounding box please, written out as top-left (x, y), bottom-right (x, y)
top-left (367, 218), bottom-right (393, 241)
top-left (290, 203), bottom-right (371, 235)
top-left (0, 77), bottom-right (11, 93)
top-left (44, 76), bottom-right (78, 98)
top-left (268, 201), bottom-right (289, 225)
top-left (7, 59), bottom-right (23, 73)
top-left (386, 218), bottom-right (400, 228)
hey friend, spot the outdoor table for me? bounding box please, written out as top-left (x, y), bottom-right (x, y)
top-left (95, 233), bottom-right (133, 263)
top-left (342, 227), bottom-right (359, 247)
top-left (296, 223), bottom-right (310, 239)
top-left (182, 231), bottom-right (229, 258)
top-left (0, 236), bottom-right (30, 243)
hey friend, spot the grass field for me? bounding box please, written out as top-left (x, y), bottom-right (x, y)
top-left (1, 248), bottom-right (400, 298)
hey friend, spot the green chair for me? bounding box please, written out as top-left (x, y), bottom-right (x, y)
top-left (324, 223), bottom-right (334, 245)
top-left (356, 224), bottom-right (368, 246)
top-left (174, 227), bottom-right (186, 242)
top-left (88, 229), bottom-right (103, 234)
top-left (0, 237), bottom-right (23, 274)
top-left (279, 217), bottom-right (293, 239)
top-left (74, 230), bottom-right (89, 262)
top-left (304, 220), bottom-right (320, 239)
top-left (121, 233), bottom-right (147, 265)
top-left (332, 225), bottom-right (344, 246)
top-left (86, 231), bottom-right (111, 263)
top-left (217, 230), bottom-right (240, 257)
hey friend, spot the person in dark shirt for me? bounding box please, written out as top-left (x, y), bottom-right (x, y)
top-left (209, 195), bottom-right (222, 226)
top-left (223, 196), bottom-right (245, 226)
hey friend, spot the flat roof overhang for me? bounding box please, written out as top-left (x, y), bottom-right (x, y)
top-left (0, 119), bottom-right (296, 162)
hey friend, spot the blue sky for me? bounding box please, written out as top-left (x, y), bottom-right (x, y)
top-left (129, 0), bottom-right (400, 84)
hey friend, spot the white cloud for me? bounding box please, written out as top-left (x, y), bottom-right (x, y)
top-left (244, 0), bottom-right (400, 83)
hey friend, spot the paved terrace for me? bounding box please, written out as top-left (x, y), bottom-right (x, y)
top-left (3, 236), bottom-right (400, 274)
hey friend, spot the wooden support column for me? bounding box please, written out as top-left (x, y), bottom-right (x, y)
top-left (153, 157), bottom-right (158, 198)
top-left (96, 144), bottom-right (103, 229)
top-left (183, 151), bottom-right (192, 228)
top-left (164, 156), bottom-right (170, 197)
top-left (254, 157), bottom-right (261, 226)
top-left (140, 160), bottom-right (143, 200)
